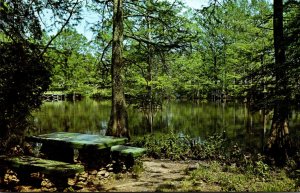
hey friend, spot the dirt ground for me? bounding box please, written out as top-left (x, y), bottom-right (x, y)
top-left (1, 157), bottom-right (202, 192)
top-left (102, 158), bottom-right (199, 192)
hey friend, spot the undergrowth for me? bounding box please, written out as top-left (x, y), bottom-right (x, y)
top-left (131, 132), bottom-right (300, 191)
top-left (180, 161), bottom-right (299, 192)
top-left (131, 132), bottom-right (246, 163)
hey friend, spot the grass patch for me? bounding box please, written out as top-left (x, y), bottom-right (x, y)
top-left (179, 160), bottom-right (299, 192)
top-left (155, 182), bottom-right (178, 192)
top-left (131, 160), bottom-right (144, 178)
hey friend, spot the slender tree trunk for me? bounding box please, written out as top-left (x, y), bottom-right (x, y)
top-left (222, 42), bottom-right (227, 102)
top-left (106, 0), bottom-right (130, 139)
top-left (146, 16), bottom-right (153, 108)
top-left (213, 55), bottom-right (217, 101)
top-left (267, 0), bottom-right (290, 165)
top-left (146, 11), bottom-right (154, 132)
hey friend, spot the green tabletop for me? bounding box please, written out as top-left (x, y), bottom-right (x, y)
top-left (26, 132), bottom-right (128, 150)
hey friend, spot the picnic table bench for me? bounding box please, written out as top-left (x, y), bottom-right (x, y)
top-left (111, 145), bottom-right (147, 169)
top-left (0, 155), bottom-right (84, 191)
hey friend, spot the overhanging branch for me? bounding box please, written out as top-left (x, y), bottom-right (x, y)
top-left (39, 0), bottom-right (80, 57)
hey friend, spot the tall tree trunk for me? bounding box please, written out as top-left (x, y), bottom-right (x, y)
top-left (146, 11), bottom-right (153, 132)
top-left (106, 0), bottom-right (130, 139)
top-left (267, 0), bottom-right (290, 165)
top-left (146, 14), bottom-right (153, 109)
top-left (213, 54), bottom-right (217, 101)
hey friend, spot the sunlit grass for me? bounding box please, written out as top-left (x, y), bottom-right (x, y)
top-left (179, 161), bottom-right (298, 192)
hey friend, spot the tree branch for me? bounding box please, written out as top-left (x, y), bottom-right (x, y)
top-left (39, 0), bottom-right (80, 57)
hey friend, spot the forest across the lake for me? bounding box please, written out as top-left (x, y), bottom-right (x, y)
top-left (0, 0), bottom-right (300, 192)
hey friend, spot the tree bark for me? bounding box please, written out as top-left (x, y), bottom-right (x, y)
top-left (146, 10), bottom-right (153, 132)
top-left (106, 0), bottom-right (130, 139)
top-left (267, 0), bottom-right (290, 165)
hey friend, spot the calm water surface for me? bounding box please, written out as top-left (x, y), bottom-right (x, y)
top-left (30, 98), bottom-right (300, 152)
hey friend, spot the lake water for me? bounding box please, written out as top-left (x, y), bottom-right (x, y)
top-left (30, 98), bottom-right (300, 152)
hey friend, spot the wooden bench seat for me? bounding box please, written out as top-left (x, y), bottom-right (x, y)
top-left (0, 155), bottom-right (84, 190)
top-left (111, 145), bottom-right (146, 169)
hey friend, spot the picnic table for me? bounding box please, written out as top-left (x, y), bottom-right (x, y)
top-left (26, 132), bottom-right (128, 168)
top-left (0, 132), bottom-right (146, 190)
top-left (0, 155), bottom-right (84, 191)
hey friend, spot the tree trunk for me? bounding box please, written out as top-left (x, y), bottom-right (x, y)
top-left (267, 0), bottom-right (290, 165)
top-left (106, 0), bottom-right (130, 139)
top-left (146, 10), bottom-right (154, 132)
top-left (146, 13), bottom-right (153, 110)
top-left (213, 55), bottom-right (217, 101)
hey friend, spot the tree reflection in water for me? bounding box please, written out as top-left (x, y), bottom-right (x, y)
top-left (30, 98), bottom-right (300, 153)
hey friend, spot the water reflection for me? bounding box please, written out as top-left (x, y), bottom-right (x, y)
top-left (30, 98), bottom-right (300, 152)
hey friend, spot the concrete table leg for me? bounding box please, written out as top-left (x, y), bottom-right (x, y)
top-left (40, 143), bottom-right (74, 163)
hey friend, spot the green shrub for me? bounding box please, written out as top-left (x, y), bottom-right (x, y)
top-left (132, 132), bottom-right (231, 161)
top-left (0, 43), bottom-right (51, 154)
top-left (132, 132), bottom-right (190, 160)
top-left (191, 133), bottom-right (228, 160)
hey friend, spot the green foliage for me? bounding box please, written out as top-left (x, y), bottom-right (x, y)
top-left (241, 154), bottom-right (271, 179)
top-left (31, 0), bottom-right (279, 105)
top-left (132, 132), bottom-right (232, 161)
top-left (132, 131), bottom-right (300, 178)
top-left (168, 53), bottom-right (211, 99)
top-left (242, 0), bottom-right (300, 113)
top-left (90, 89), bottom-right (112, 100)
top-left (0, 0), bottom-right (42, 41)
top-left (0, 43), bottom-right (51, 153)
top-left (131, 130), bottom-right (299, 191)
top-left (0, 0), bottom-right (83, 153)
top-left (132, 132), bottom-right (190, 160)
top-left (237, 0), bottom-right (300, 165)
top-left (181, 160), bottom-right (297, 192)
top-left (44, 28), bottom-right (98, 95)
top-left (285, 0), bottom-right (300, 106)
top-left (191, 133), bottom-right (227, 160)
top-left (120, 0), bottom-right (274, 102)
top-left (194, 0), bottom-right (273, 100)
top-left (92, 0), bottom-right (197, 105)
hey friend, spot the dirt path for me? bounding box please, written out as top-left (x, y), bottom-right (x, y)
top-left (102, 158), bottom-right (199, 192)
top-left (1, 158), bottom-right (201, 192)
